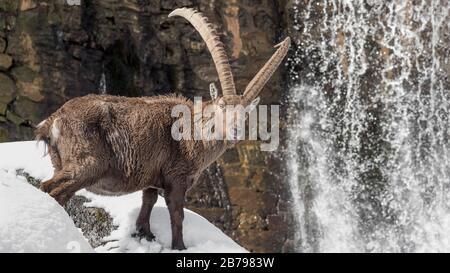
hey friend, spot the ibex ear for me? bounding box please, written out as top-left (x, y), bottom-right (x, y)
top-left (210, 83), bottom-right (218, 100)
top-left (249, 97), bottom-right (260, 111)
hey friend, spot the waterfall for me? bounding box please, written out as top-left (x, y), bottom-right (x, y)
top-left (287, 0), bottom-right (450, 252)
top-left (99, 72), bottom-right (107, 95)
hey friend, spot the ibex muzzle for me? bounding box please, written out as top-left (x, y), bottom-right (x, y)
top-left (35, 7), bottom-right (290, 250)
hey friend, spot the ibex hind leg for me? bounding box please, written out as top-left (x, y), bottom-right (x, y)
top-left (48, 145), bottom-right (62, 171)
top-left (48, 160), bottom-right (107, 206)
top-left (40, 171), bottom-right (67, 194)
top-left (132, 187), bottom-right (158, 241)
top-left (39, 146), bottom-right (63, 193)
top-left (164, 180), bottom-right (187, 250)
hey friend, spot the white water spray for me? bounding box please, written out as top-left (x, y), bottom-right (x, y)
top-left (287, 0), bottom-right (450, 252)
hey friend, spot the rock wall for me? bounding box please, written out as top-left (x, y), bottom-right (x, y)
top-left (0, 0), bottom-right (294, 252)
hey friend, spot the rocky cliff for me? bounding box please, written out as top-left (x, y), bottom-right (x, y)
top-left (0, 0), bottom-right (294, 252)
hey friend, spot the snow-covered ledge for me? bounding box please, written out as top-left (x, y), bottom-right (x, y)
top-left (0, 169), bottom-right (93, 253)
top-left (0, 141), bottom-right (247, 253)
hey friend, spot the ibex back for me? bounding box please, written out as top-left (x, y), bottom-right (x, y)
top-left (35, 7), bottom-right (290, 250)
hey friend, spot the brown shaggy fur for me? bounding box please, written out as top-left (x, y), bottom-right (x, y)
top-left (36, 94), bottom-right (232, 250)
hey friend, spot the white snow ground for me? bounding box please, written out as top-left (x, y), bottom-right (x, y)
top-left (0, 141), bottom-right (247, 253)
top-left (0, 169), bottom-right (93, 253)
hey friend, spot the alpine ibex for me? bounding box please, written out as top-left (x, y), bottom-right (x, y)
top-left (35, 7), bottom-right (290, 250)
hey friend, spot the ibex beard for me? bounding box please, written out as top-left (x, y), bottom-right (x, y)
top-left (35, 7), bottom-right (290, 250)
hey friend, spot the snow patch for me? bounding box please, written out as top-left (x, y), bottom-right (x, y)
top-left (0, 169), bottom-right (93, 253)
top-left (0, 141), bottom-right (52, 180)
top-left (80, 190), bottom-right (247, 253)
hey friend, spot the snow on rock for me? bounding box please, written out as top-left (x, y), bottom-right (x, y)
top-left (0, 141), bottom-right (52, 180)
top-left (80, 190), bottom-right (247, 253)
top-left (0, 169), bottom-right (93, 253)
top-left (0, 141), bottom-right (247, 253)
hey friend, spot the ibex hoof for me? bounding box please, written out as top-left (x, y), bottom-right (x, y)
top-left (132, 230), bottom-right (155, 242)
top-left (40, 181), bottom-right (54, 193)
top-left (50, 193), bottom-right (70, 206)
top-left (172, 242), bottom-right (186, 250)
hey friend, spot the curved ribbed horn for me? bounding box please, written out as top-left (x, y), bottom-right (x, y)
top-left (243, 37), bottom-right (291, 104)
top-left (169, 8), bottom-right (237, 96)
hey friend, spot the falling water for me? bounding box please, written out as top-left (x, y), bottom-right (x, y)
top-left (287, 0), bottom-right (450, 252)
top-left (99, 72), bottom-right (107, 95)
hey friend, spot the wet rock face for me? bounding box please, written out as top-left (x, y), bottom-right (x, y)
top-left (0, 54), bottom-right (13, 71)
top-left (0, 0), bottom-right (292, 252)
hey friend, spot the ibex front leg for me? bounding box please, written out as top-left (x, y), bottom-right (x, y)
top-left (164, 183), bottom-right (187, 250)
top-left (133, 188), bottom-right (158, 241)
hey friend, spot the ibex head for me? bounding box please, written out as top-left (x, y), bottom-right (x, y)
top-left (169, 8), bottom-right (290, 105)
top-left (169, 8), bottom-right (290, 141)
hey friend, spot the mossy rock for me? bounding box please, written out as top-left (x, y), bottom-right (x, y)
top-left (0, 115), bottom-right (6, 123)
top-left (0, 103), bottom-right (7, 115)
top-left (0, 38), bottom-right (5, 52)
top-left (221, 148), bottom-right (241, 164)
top-left (11, 66), bottom-right (38, 83)
top-left (6, 12), bottom-right (42, 71)
top-left (12, 96), bottom-right (42, 124)
top-left (0, 17), bottom-right (5, 32)
top-left (0, 126), bottom-right (8, 141)
top-left (11, 66), bottom-right (44, 102)
top-left (0, 73), bottom-right (15, 104)
top-left (6, 110), bottom-right (25, 125)
top-left (5, 15), bottom-right (17, 30)
top-left (0, 0), bottom-right (19, 13)
top-left (0, 53), bottom-right (13, 71)
top-left (14, 6), bottom-right (45, 31)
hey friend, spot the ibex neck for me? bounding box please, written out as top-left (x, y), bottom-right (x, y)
top-left (196, 139), bottom-right (229, 171)
top-left (178, 101), bottom-right (233, 171)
